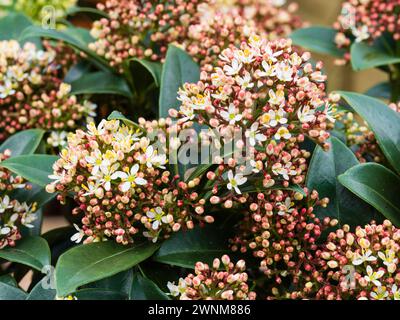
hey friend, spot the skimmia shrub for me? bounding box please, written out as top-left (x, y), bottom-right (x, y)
top-left (0, 0), bottom-right (399, 302)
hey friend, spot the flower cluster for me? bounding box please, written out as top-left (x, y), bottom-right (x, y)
top-left (211, 0), bottom-right (304, 40)
top-left (230, 188), bottom-right (335, 299)
top-left (172, 36), bottom-right (333, 200)
top-left (0, 40), bottom-right (96, 148)
top-left (314, 220), bottom-right (400, 300)
top-left (168, 255), bottom-right (256, 300)
top-left (0, 150), bottom-right (37, 249)
top-left (88, 0), bottom-right (206, 72)
top-left (47, 118), bottom-right (214, 245)
top-left (333, 0), bottom-right (400, 64)
top-left (0, 0), bottom-right (76, 23)
top-left (340, 102), bottom-right (400, 163)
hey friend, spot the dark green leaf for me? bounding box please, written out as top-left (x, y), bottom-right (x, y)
top-left (66, 6), bottom-right (109, 18)
top-left (86, 270), bottom-right (133, 296)
top-left (132, 59), bottom-right (163, 87)
top-left (55, 241), bottom-right (159, 297)
top-left (74, 288), bottom-right (127, 300)
top-left (153, 225), bottom-right (230, 268)
top-left (26, 278), bottom-right (57, 300)
top-left (0, 154), bottom-right (58, 187)
top-left (130, 273), bottom-right (170, 300)
top-left (0, 12), bottom-right (40, 47)
top-left (159, 45), bottom-right (200, 117)
top-left (365, 82), bottom-right (391, 100)
top-left (306, 137), bottom-right (376, 226)
top-left (64, 60), bottom-right (92, 83)
top-left (290, 26), bottom-right (345, 57)
top-left (0, 129), bottom-right (44, 156)
top-left (337, 91), bottom-right (400, 175)
top-left (0, 274), bottom-right (18, 287)
top-left (70, 71), bottom-right (133, 99)
top-left (0, 282), bottom-right (27, 300)
top-left (339, 163), bottom-right (400, 226)
top-left (0, 236), bottom-right (51, 272)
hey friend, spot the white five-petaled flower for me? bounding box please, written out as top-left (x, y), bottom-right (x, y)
top-left (364, 265), bottom-right (385, 287)
top-left (274, 126), bottom-right (291, 140)
top-left (47, 131), bottom-right (68, 148)
top-left (275, 62), bottom-right (293, 82)
top-left (87, 119), bottom-right (107, 136)
top-left (352, 249), bottom-right (377, 266)
top-left (276, 197), bottom-right (294, 216)
top-left (268, 89), bottom-right (285, 106)
top-left (378, 250), bottom-right (398, 268)
top-left (235, 71), bottom-right (254, 89)
top-left (391, 284), bottom-right (400, 300)
top-left (370, 286), bottom-right (389, 300)
top-left (223, 59), bottom-right (242, 76)
top-left (71, 224), bottom-right (85, 244)
top-left (297, 106), bottom-right (316, 123)
top-left (0, 80), bottom-right (15, 98)
top-left (114, 164), bottom-right (147, 192)
top-left (140, 146), bottom-right (167, 169)
top-left (0, 195), bottom-right (12, 213)
top-left (220, 104), bottom-right (243, 125)
top-left (167, 278), bottom-right (187, 297)
top-left (146, 207), bottom-right (171, 231)
top-left (352, 25), bottom-right (370, 43)
top-left (245, 122), bottom-right (267, 146)
top-left (227, 170), bottom-right (247, 194)
top-left (94, 163), bottom-right (120, 191)
top-left (85, 149), bottom-right (110, 176)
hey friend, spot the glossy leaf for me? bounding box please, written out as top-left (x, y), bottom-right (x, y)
top-left (132, 59), bottom-right (163, 87)
top-left (0, 282), bottom-right (27, 300)
top-left (339, 163), bottom-right (400, 226)
top-left (0, 154), bottom-right (58, 187)
top-left (26, 278), bottom-right (57, 300)
top-left (130, 273), bottom-right (170, 300)
top-left (337, 91), bottom-right (400, 175)
top-left (55, 241), bottom-right (159, 297)
top-left (0, 129), bottom-right (44, 156)
top-left (66, 6), bottom-right (109, 18)
top-left (70, 71), bottom-right (133, 99)
top-left (74, 288), bottom-right (127, 300)
top-left (351, 40), bottom-right (400, 71)
top-left (365, 82), bottom-right (391, 100)
top-left (0, 274), bottom-right (18, 287)
top-left (153, 225), bottom-right (231, 268)
top-left (159, 45), bottom-right (200, 117)
top-left (306, 137), bottom-right (376, 226)
top-left (0, 12), bottom-right (40, 47)
top-left (290, 26), bottom-right (345, 57)
top-left (0, 236), bottom-right (51, 272)
top-left (87, 270), bottom-right (133, 297)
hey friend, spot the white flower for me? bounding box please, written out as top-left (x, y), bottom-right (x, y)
top-left (324, 102), bottom-right (336, 123)
top-left (140, 146), bottom-right (167, 169)
top-left (114, 164), bottom-right (147, 192)
top-left (245, 122), bottom-right (267, 146)
top-left (261, 108), bottom-right (288, 128)
top-left (234, 48), bottom-right (256, 64)
top-left (378, 250), bottom-right (398, 267)
top-left (274, 126), bottom-right (291, 140)
top-left (272, 162), bottom-right (297, 180)
top-left (297, 106), bottom-right (316, 123)
top-left (391, 284), bottom-right (400, 300)
top-left (82, 181), bottom-right (100, 196)
top-left (227, 170), bottom-right (247, 194)
top-left (370, 286), bottom-right (389, 300)
top-left (264, 45), bottom-right (283, 63)
top-left (258, 60), bottom-right (276, 78)
top-left (87, 120), bottom-right (107, 136)
top-left (0, 80), bottom-right (15, 98)
top-left (167, 278), bottom-right (187, 297)
top-left (276, 197), bottom-right (294, 216)
top-left (94, 163), bottom-right (120, 191)
top-left (0, 226), bottom-right (11, 235)
top-left (268, 89), bottom-right (285, 106)
top-left (352, 25), bottom-right (370, 43)
top-left (180, 106), bottom-right (195, 122)
top-left (223, 59), bottom-right (242, 76)
top-left (220, 104), bottom-right (242, 125)
top-left (0, 196), bottom-right (12, 213)
top-left (85, 149), bottom-right (110, 176)
top-left (364, 265), bottom-right (384, 287)
top-left (71, 224), bottom-right (85, 244)
top-left (352, 249), bottom-right (377, 266)
top-left (47, 131), bottom-right (68, 148)
top-left (146, 207), bottom-right (171, 230)
top-left (235, 71), bottom-right (254, 89)
top-left (275, 62), bottom-right (293, 82)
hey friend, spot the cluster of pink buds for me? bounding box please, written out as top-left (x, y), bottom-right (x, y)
top-left (88, 0), bottom-right (207, 72)
top-left (0, 150), bottom-right (37, 249)
top-left (333, 0), bottom-right (400, 65)
top-left (211, 0), bottom-right (304, 40)
top-left (314, 220), bottom-right (400, 300)
top-left (46, 118), bottom-right (214, 245)
top-left (167, 255), bottom-right (256, 300)
top-left (339, 102), bottom-right (399, 163)
top-left (171, 36), bottom-right (334, 202)
top-left (0, 40), bottom-right (96, 148)
top-left (230, 188), bottom-right (335, 299)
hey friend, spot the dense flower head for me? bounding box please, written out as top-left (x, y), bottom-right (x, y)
top-left (46, 118), bottom-right (214, 245)
top-left (172, 36), bottom-right (334, 200)
top-left (0, 150), bottom-right (37, 249)
top-left (340, 102), bottom-right (400, 163)
top-left (314, 220), bottom-right (400, 300)
top-left (0, 0), bottom-right (76, 23)
top-left (167, 255), bottom-right (256, 300)
top-left (333, 0), bottom-right (400, 64)
top-left (88, 0), bottom-right (207, 72)
top-left (0, 40), bottom-right (96, 148)
top-left (211, 0), bottom-right (304, 40)
top-left (230, 188), bottom-right (335, 299)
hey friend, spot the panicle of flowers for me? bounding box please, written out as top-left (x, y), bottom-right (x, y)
top-left (339, 102), bottom-right (399, 163)
top-left (210, 0), bottom-right (304, 40)
top-left (167, 255), bottom-right (256, 300)
top-left (333, 0), bottom-right (400, 65)
top-left (171, 36), bottom-right (333, 200)
top-left (46, 118), bottom-right (214, 245)
top-left (0, 150), bottom-right (37, 249)
top-left (0, 40), bottom-right (96, 148)
top-left (0, 0), bottom-right (76, 23)
top-left (88, 0), bottom-right (207, 72)
top-left (230, 188), bottom-right (335, 299)
top-left (314, 220), bottom-right (400, 300)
